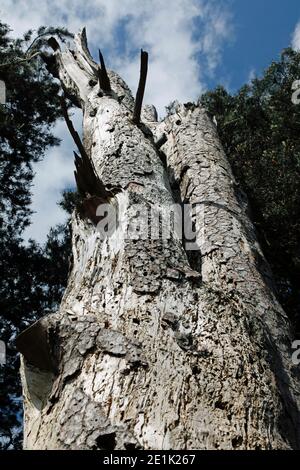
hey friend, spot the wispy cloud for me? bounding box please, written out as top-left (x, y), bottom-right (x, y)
top-left (23, 112), bottom-right (81, 242)
top-left (292, 21), bottom-right (300, 50)
top-left (247, 67), bottom-right (256, 84)
top-left (1, 0), bottom-right (233, 242)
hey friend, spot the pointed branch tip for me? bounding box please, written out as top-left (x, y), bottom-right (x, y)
top-left (59, 95), bottom-right (88, 160)
top-left (133, 49), bottom-right (149, 125)
top-left (98, 49), bottom-right (111, 93)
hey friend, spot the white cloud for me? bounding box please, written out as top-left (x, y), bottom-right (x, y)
top-left (1, 0), bottom-right (232, 113)
top-left (292, 21), bottom-right (300, 50)
top-left (247, 68), bottom-right (256, 84)
top-left (1, 0), bottom-right (233, 242)
top-left (23, 113), bottom-right (81, 243)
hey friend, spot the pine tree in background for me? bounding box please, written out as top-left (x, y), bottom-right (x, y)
top-left (0, 22), bottom-right (73, 449)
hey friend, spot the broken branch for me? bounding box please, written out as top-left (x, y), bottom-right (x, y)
top-left (155, 133), bottom-right (167, 149)
top-left (97, 49), bottom-right (111, 93)
top-left (59, 95), bottom-right (88, 159)
top-left (133, 49), bottom-right (148, 124)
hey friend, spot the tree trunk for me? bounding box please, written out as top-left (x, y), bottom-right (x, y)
top-left (17, 29), bottom-right (300, 450)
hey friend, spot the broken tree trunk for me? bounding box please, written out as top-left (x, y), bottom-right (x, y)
top-left (17, 29), bottom-right (300, 450)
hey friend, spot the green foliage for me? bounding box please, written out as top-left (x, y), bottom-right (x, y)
top-left (59, 189), bottom-right (81, 214)
top-left (0, 23), bottom-right (74, 233)
top-left (0, 22), bottom-right (73, 449)
top-left (0, 224), bottom-right (71, 449)
top-left (200, 48), bottom-right (300, 333)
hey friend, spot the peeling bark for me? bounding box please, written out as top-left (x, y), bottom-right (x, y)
top-left (17, 29), bottom-right (300, 450)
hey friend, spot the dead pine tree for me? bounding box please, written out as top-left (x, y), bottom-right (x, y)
top-left (17, 28), bottom-right (300, 450)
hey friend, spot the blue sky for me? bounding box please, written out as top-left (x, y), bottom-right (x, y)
top-left (210, 0), bottom-right (300, 91)
top-left (1, 0), bottom-right (300, 242)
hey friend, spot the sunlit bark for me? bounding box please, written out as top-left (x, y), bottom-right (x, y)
top-left (17, 29), bottom-right (300, 450)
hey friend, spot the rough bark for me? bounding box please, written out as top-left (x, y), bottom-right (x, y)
top-left (17, 29), bottom-right (300, 450)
